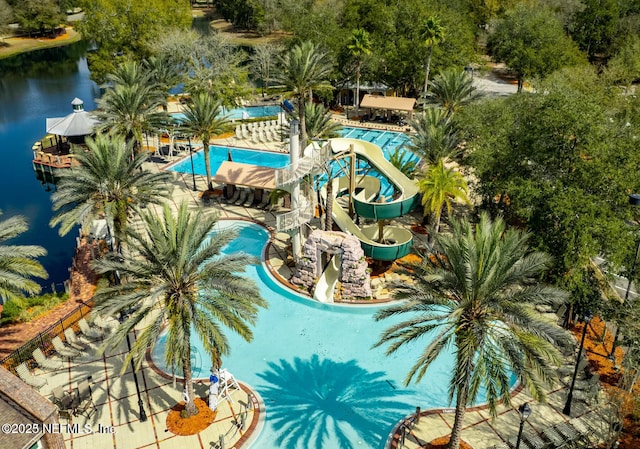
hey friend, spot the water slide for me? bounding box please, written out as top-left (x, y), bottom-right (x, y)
top-left (313, 255), bottom-right (340, 303)
top-left (325, 138), bottom-right (420, 261)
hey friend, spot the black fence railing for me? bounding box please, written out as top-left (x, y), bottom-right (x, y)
top-left (1, 300), bottom-right (93, 374)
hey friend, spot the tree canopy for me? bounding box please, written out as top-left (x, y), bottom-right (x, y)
top-left (487, 4), bottom-right (586, 91)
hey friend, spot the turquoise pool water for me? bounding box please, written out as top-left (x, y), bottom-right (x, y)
top-left (151, 221), bottom-right (514, 449)
top-left (172, 104), bottom-right (282, 122)
top-left (166, 145), bottom-right (290, 175)
top-left (167, 127), bottom-right (416, 183)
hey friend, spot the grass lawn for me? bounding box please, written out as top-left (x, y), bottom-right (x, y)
top-left (0, 27), bottom-right (81, 60)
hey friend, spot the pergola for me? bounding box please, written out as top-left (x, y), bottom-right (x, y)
top-left (359, 94), bottom-right (416, 119)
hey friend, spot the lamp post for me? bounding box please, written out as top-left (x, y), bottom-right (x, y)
top-left (609, 193), bottom-right (640, 360)
top-left (515, 402), bottom-right (532, 449)
top-left (187, 136), bottom-right (197, 191)
top-left (106, 223), bottom-right (147, 423)
top-left (563, 312), bottom-right (592, 416)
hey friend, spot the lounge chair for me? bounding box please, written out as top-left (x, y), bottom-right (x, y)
top-left (234, 188), bottom-right (248, 205)
top-left (228, 188), bottom-right (241, 204)
top-left (52, 336), bottom-right (81, 359)
top-left (15, 363), bottom-right (47, 389)
top-left (257, 190), bottom-right (271, 209)
top-left (94, 315), bottom-right (118, 332)
top-left (235, 125), bottom-right (242, 139)
top-left (78, 318), bottom-right (104, 340)
top-left (32, 348), bottom-right (64, 371)
top-left (64, 328), bottom-right (88, 351)
top-left (243, 190), bottom-right (255, 207)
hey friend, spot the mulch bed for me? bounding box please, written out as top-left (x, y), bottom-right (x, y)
top-left (575, 316), bottom-right (639, 448)
top-left (423, 436), bottom-right (473, 449)
top-left (166, 398), bottom-right (217, 436)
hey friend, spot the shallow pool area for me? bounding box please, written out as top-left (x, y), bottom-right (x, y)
top-left (151, 220), bottom-right (515, 449)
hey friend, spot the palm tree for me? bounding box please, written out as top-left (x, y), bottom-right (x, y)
top-left (346, 28), bottom-right (372, 117)
top-left (388, 147), bottom-right (418, 179)
top-left (420, 16), bottom-right (446, 110)
top-left (144, 55), bottom-right (184, 109)
top-left (374, 212), bottom-right (571, 449)
top-left (418, 160), bottom-right (471, 232)
top-left (428, 68), bottom-right (481, 114)
top-left (95, 81), bottom-right (168, 154)
top-left (179, 92), bottom-right (231, 191)
top-left (407, 108), bottom-right (461, 165)
top-left (302, 103), bottom-right (343, 140)
top-left (92, 202), bottom-right (267, 416)
top-left (50, 133), bottom-right (173, 250)
top-left (273, 41), bottom-right (334, 148)
top-left (0, 213), bottom-right (47, 304)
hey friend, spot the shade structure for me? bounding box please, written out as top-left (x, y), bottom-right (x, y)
top-left (45, 98), bottom-right (99, 137)
top-left (359, 94), bottom-right (416, 112)
top-left (212, 161), bottom-right (277, 189)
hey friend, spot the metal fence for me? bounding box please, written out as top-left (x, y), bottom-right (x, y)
top-left (1, 300), bottom-right (93, 374)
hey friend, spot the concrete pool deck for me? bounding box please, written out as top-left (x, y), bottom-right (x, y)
top-left (12, 130), bottom-right (609, 449)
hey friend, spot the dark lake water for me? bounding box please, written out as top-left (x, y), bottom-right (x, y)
top-left (0, 41), bottom-right (100, 291)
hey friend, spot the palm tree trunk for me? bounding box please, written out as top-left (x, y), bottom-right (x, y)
top-left (355, 63), bottom-right (361, 117)
top-left (423, 45), bottom-right (433, 111)
top-left (182, 352), bottom-right (198, 416)
top-left (447, 381), bottom-right (469, 449)
top-left (434, 207), bottom-right (443, 234)
top-left (378, 220), bottom-right (385, 243)
top-left (203, 138), bottom-right (212, 190)
top-left (299, 99), bottom-right (307, 151)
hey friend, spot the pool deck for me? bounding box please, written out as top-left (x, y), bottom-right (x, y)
top-left (15, 126), bottom-right (610, 449)
top-left (135, 133), bottom-right (613, 449)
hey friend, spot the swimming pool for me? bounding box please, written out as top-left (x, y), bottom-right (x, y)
top-left (167, 145), bottom-right (290, 175)
top-left (151, 221), bottom-right (515, 449)
top-left (167, 127), bottom-right (415, 180)
top-left (172, 105), bottom-right (282, 122)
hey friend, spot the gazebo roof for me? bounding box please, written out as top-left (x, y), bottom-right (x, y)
top-left (359, 94), bottom-right (416, 112)
top-left (45, 98), bottom-right (99, 137)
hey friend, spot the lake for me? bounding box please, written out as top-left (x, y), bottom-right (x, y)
top-left (0, 41), bottom-right (100, 291)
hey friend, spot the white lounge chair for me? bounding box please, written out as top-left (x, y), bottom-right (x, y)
top-left (235, 125), bottom-right (242, 139)
top-left (251, 131), bottom-right (259, 144)
top-left (94, 315), bottom-right (118, 332)
top-left (16, 363), bottom-right (47, 389)
top-left (78, 318), bottom-right (104, 340)
top-left (52, 336), bottom-right (81, 358)
top-left (32, 348), bottom-right (64, 371)
top-left (64, 328), bottom-right (88, 351)
top-left (259, 130), bottom-right (267, 144)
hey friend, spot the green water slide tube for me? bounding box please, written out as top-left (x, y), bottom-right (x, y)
top-left (326, 173), bottom-right (414, 261)
top-left (328, 138), bottom-right (420, 219)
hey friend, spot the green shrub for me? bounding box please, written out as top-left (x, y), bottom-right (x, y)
top-left (1, 299), bottom-right (26, 325)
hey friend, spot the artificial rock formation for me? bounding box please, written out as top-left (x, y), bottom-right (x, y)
top-left (291, 230), bottom-right (372, 300)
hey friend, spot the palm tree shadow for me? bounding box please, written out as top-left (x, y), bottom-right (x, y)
top-left (257, 355), bottom-right (413, 449)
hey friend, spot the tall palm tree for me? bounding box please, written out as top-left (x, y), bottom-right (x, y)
top-left (0, 213), bottom-right (47, 304)
top-left (107, 59), bottom-right (152, 88)
top-left (179, 92), bottom-right (231, 191)
top-left (418, 160), bottom-right (471, 232)
top-left (428, 68), bottom-right (481, 114)
top-left (95, 81), bottom-right (168, 154)
top-left (50, 133), bottom-right (173, 250)
top-left (273, 41), bottom-right (334, 148)
top-left (420, 16), bottom-right (446, 111)
top-left (407, 108), bottom-right (461, 165)
top-left (92, 202), bottom-right (267, 416)
top-left (346, 28), bottom-right (372, 117)
top-left (375, 213), bottom-right (570, 449)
